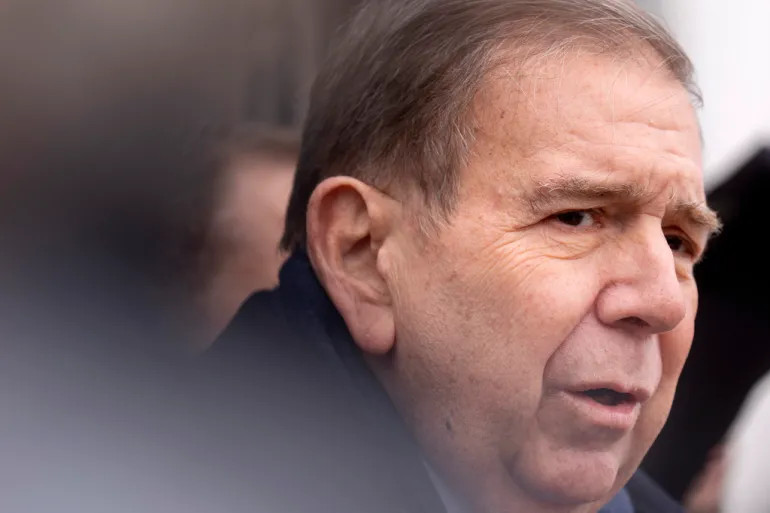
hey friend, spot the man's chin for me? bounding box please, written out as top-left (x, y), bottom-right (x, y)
top-left (508, 448), bottom-right (625, 507)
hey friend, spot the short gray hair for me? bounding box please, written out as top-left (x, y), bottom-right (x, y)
top-left (280, 0), bottom-right (699, 251)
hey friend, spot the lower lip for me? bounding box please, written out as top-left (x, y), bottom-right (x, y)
top-left (562, 391), bottom-right (641, 431)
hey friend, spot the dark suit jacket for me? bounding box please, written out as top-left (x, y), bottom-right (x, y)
top-left (201, 251), bottom-right (683, 513)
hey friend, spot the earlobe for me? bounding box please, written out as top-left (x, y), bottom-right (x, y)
top-left (347, 298), bottom-right (396, 355)
top-left (305, 176), bottom-right (398, 355)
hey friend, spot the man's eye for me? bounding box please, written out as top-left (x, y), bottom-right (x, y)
top-left (665, 234), bottom-right (694, 257)
top-left (553, 210), bottom-right (598, 228)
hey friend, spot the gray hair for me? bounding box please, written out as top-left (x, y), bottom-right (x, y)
top-left (280, 0), bottom-right (699, 251)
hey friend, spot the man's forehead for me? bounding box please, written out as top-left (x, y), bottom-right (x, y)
top-left (467, 50), bottom-right (705, 195)
top-left (475, 50), bottom-right (699, 144)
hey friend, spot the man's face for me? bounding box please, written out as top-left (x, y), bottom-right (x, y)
top-left (377, 52), bottom-right (717, 512)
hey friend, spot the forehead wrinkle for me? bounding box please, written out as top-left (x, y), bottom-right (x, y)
top-left (620, 90), bottom-right (690, 126)
top-left (605, 52), bottom-right (639, 132)
top-left (572, 51), bottom-right (697, 137)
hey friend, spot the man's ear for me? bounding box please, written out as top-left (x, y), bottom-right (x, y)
top-left (305, 176), bottom-right (400, 355)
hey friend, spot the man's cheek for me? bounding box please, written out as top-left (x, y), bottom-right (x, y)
top-left (535, 225), bottom-right (605, 260)
top-left (454, 240), bottom-right (565, 302)
top-left (660, 317), bottom-right (695, 379)
top-left (637, 379), bottom-right (679, 452)
top-left (638, 332), bottom-right (693, 448)
top-left (511, 260), bottom-right (599, 324)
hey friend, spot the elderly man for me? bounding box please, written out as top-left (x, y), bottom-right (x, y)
top-left (207, 1), bottom-right (721, 512)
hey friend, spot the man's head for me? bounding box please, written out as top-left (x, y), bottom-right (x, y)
top-left (284, 1), bottom-right (721, 511)
top-left (193, 125), bottom-right (298, 348)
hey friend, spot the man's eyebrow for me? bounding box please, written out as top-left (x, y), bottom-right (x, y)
top-left (671, 199), bottom-right (723, 239)
top-left (527, 176), bottom-right (722, 237)
top-left (527, 176), bottom-right (650, 212)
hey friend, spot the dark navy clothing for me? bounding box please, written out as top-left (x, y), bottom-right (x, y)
top-left (204, 251), bottom-right (683, 513)
top-left (599, 488), bottom-right (634, 513)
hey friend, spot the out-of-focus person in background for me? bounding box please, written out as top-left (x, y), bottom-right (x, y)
top-left (0, 0), bottom-right (250, 352)
top-left (0, 0), bottom-right (358, 350)
top-left (192, 124), bottom-right (298, 349)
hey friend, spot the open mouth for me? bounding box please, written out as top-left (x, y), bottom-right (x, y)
top-left (579, 388), bottom-right (635, 407)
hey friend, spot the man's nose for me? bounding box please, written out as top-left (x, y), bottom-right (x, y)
top-left (595, 223), bottom-right (688, 336)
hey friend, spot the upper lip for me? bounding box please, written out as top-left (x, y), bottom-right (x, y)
top-left (571, 382), bottom-right (652, 404)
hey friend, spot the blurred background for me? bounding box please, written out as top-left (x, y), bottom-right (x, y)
top-left (0, 0), bottom-right (767, 511)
